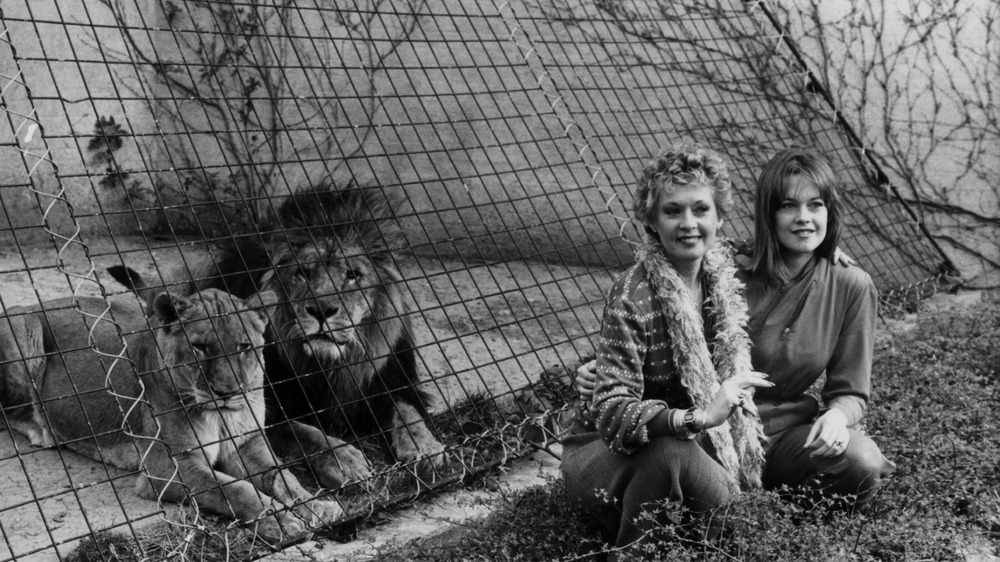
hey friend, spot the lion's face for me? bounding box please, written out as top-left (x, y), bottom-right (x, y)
top-left (263, 242), bottom-right (400, 363)
top-left (153, 289), bottom-right (274, 412)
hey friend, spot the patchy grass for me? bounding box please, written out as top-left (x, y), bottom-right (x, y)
top-left (63, 524), bottom-right (268, 562)
top-left (377, 299), bottom-right (1000, 561)
top-left (370, 482), bottom-right (607, 562)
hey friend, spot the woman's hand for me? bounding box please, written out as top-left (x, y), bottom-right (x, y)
top-left (700, 371), bottom-right (773, 429)
top-left (833, 246), bottom-right (857, 268)
top-left (576, 359), bottom-right (598, 402)
top-left (804, 408), bottom-right (850, 457)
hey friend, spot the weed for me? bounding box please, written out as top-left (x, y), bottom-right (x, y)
top-left (64, 531), bottom-right (142, 562)
top-left (378, 300), bottom-right (1000, 561)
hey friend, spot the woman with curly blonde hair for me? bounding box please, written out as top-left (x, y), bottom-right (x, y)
top-left (561, 144), bottom-right (772, 551)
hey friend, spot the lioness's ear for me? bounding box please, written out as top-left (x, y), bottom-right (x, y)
top-left (244, 291), bottom-right (277, 325)
top-left (152, 292), bottom-right (192, 326)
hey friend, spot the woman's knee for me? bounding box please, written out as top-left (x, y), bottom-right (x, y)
top-left (837, 436), bottom-right (895, 496)
top-left (633, 437), bottom-right (733, 510)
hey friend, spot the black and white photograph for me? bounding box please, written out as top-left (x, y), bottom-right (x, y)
top-left (0, 1), bottom-right (996, 560)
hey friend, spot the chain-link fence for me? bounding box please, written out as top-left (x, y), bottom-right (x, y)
top-left (0, 0), bottom-right (951, 560)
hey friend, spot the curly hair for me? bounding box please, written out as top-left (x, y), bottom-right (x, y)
top-left (633, 144), bottom-right (734, 238)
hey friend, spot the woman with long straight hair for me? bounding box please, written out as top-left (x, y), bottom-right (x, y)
top-left (742, 147), bottom-right (894, 499)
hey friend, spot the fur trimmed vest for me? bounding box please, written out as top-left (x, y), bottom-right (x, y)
top-left (592, 241), bottom-right (766, 491)
top-left (642, 242), bottom-right (766, 490)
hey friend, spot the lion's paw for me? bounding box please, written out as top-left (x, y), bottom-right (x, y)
top-left (390, 403), bottom-right (447, 470)
top-left (394, 431), bottom-right (448, 470)
top-left (27, 426), bottom-right (55, 449)
top-left (253, 509), bottom-right (311, 544)
top-left (294, 498), bottom-right (345, 528)
top-left (312, 443), bottom-right (372, 489)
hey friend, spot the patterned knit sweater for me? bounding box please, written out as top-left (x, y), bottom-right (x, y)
top-left (590, 244), bottom-right (766, 489)
top-left (592, 261), bottom-right (692, 452)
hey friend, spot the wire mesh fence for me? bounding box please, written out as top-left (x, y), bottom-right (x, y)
top-left (0, 0), bottom-right (951, 559)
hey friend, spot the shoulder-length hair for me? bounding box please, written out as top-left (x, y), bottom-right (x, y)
top-left (633, 143), bottom-right (734, 238)
top-left (752, 147), bottom-right (843, 286)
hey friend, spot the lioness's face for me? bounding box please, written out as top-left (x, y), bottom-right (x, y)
top-left (267, 243), bottom-right (387, 362)
top-left (156, 290), bottom-right (271, 412)
top-left (187, 313), bottom-right (267, 411)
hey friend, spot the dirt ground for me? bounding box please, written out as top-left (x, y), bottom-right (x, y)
top-left (0, 235), bottom-right (612, 561)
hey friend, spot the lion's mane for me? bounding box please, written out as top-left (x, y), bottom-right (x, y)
top-left (199, 184), bottom-right (429, 442)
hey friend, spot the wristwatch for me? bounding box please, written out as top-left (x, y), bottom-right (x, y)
top-left (682, 408), bottom-right (699, 433)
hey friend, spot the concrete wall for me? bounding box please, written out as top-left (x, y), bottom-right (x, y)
top-left (0, 0), bottom-right (952, 286)
top-left (0, 0), bottom-right (636, 268)
top-left (781, 0), bottom-right (999, 285)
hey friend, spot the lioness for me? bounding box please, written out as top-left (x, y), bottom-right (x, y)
top-left (109, 185), bottom-right (446, 489)
top-left (0, 288), bottom-right (343, 541)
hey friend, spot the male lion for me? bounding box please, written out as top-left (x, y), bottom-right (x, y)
top-left (0, 288), bottom-right (343, 542)
top-left (109, 185), bottom-right (445, 488)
